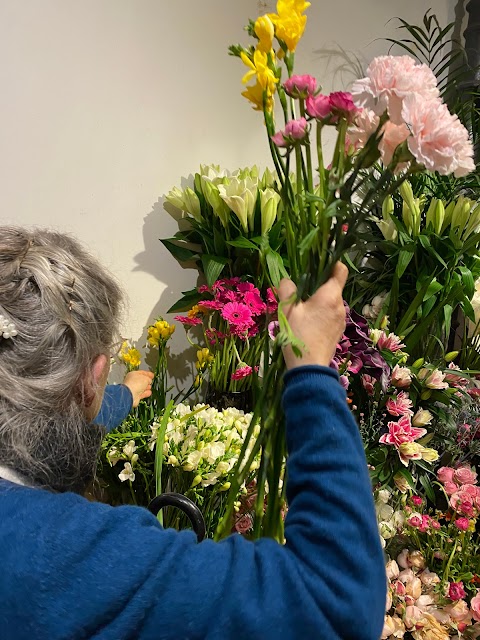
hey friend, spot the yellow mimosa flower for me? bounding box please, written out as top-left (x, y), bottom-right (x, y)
top-left (254, 15), bottom-right (275, 53)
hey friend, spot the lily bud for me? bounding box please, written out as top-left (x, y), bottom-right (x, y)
top-left (260, 188), bottom-right (281, 235)
top-left (441, 201), bottom-right (456, 233)
top-left (165, 186), bottom-right (186, 211)
top-left (202, 180), bottom-right (229, 227)
top-left (445, 351), bottom-right (459, 362)
top-left (382, 195), bottom-right (394, 220)
top-left (183, 188), bottom-right (202, 222)
top-left (191, 475), bottom-right (202, 487)
top-left (412, 358), bottom-right (424, 369)
top-left (425, 199), bottom-right (445, 235)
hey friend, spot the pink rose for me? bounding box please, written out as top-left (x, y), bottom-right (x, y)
top-left (397, 549), bottom-right (411, 569)
top-left (455, 517), bottom-right (469, 531)
top-left (471, 590), bottom-right (480, 622)
top-left (402, 93), bottom-right (475, 177)
top-left (386, 560), bottom-right (399, 580)
top-left (306, 94), bottom-right (332, 120)
top-left (411, 495), bottom-right (423, 507)
top-left (454, 466), bottom-right (478, 486)
top-left (444, 481), bottom-right (459, 496)
top-left (391, 365), bottom-right (412, 389)
top-left (448, 581), bottom-right (466, 601)
top-left (437, 466), bottom-right (455, 484)
top-left (408, 515), bottom-right (422, 528)
top-left (444, 599), bottom-right (472, 624)
top-left (271, 117), bottom-right (309, 147)
top-left (351, 55), bottom-right (439, 124)
top-left (283, 74), bottom-right (317, 98)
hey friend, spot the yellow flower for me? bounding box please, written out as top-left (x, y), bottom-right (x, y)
top-left (254, 15), bottom-right (275, 53)
top-left (196, 348), bottom-right (214, 372)
top-left (119, 342), bottom-right (141, 370)
top-left (147, 319), bottom-right (175, 347)
top-left (241, 81), bottom-right (273, 112)
top-left (188, 305), bottom-right (202, 318)
top-left (269, 0), bottom-right (310, 52)
top-left (241, 49), bottom-right (277, 93)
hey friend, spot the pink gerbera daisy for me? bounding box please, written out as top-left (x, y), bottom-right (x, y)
top-left (222, 302), bottom-right (254, 327)
top-left (231, 365), bottom-right (259, 380)
top-left (237, 282), bottom-right (256, 294)
top-left (174, 315), bottom-right (203, 326)
top-left (199, 300), bottom-right (223, 311)
top-left (244, 290), bottom-right (266, 315)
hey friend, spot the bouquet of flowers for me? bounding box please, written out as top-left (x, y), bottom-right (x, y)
top-left (174, 277), bottom-right (277, 400)
top-left (377, 465), bottom-right (480, 639)
top-left (163, 165), bottom-right (283, 311)
top-left (99, 402), bottom-right (260, 538)
top-left (213, 0), bottom-right (474, 542)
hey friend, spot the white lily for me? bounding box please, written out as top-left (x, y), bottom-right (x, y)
top-left (218, 177), bottom-right (258, 233)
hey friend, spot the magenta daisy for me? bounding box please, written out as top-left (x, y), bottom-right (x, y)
top-left (237, 282), bottom-right (256, 294)
top-left (198, 300), bottom-right (223, 311)
top-left (174, 315), bottom-right (203, 326)
top-left (222, 302), bottom-right (254, 327)
top-left (244, 290), bottom-right (266, 316)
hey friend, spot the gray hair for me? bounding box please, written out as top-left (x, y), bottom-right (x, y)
top-left (0, 227), bottom-right (123, 493)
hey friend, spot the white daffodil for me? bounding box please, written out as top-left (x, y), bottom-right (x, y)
top-left (118, 462), bottom-right (135, 483)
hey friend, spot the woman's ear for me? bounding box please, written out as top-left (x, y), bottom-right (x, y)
top-left (84, 354), bottom-right (110, 421)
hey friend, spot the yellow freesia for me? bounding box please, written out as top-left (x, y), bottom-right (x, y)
top-left (147, 319), bottom-right (175, 347)
top-left (241, 80), bottom-right (274, 113)
top-left (196, 347), bottom-right (214, 372)
top-left (119, 342), bottom-right (141, 370)
top-left (241, 49), bottom-right (277, 95)
top-left (269, 0), bottom-right (310, 52)
top-left (254, 15), bottom-right (275, 53)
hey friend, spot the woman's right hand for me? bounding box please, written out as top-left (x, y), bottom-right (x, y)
top-left (278, 262), bottom-right (348, 370)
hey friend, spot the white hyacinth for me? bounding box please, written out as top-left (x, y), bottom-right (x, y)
top-left (0, 314), bottom-right (18, 339)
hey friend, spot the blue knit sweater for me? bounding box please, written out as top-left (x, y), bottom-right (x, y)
top-left (0, 366), bottom-right (386, 640)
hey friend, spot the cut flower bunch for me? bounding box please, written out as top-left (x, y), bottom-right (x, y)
top-left (214, 0), bottom-right (474, 542)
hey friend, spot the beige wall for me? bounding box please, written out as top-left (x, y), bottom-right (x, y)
top-left (0, 0), bottom-right (454, 375)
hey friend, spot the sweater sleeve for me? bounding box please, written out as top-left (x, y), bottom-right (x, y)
top-left (11, 367), bottom-right (386, 640)
top-left (93, 384), bottom-right (133, 431)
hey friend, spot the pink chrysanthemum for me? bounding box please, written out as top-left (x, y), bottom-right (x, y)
top-left (222, 302), bottom-right (254, 327)
top-left (174, 315), bottom-right (203, 326)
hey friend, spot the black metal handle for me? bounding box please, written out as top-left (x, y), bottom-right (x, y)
top-left (147, 492), bottom-right (206, 542)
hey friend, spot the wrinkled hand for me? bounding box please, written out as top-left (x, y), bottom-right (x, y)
top-left (123, 370), bottom-right (155, 408)
top-left (278, 262), bottom-right (348, 370)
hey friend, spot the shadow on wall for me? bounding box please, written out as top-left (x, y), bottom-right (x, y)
top-left (312, 45), bottom-right (366, 90)
top-left (131, 186), bottom-right (201, 394)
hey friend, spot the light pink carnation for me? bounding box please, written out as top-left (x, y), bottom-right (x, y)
top-left (402, 93), bottom-right (475, 177)
top-left (351, 55), bottom-right (439, 124)
top-left (347, 108), bottom-right (380, 150)
top-left (378, 121), bottom-right (410, 166)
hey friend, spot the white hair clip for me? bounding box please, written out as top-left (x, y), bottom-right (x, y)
top-left (0, 314), bottom-right (18, 339)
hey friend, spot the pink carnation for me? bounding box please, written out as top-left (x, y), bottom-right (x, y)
top-left (379, 414), bottom-right (427, 447)
top-left (271, 117), bottom-right (309, 147)
top-left (347, 108), bottom-right (380, 151)
top-left (221, 302), bottom-right (254, 328)
top-left (386, 391), bottom-right (414, 417)
top-left (174, 315), bottom-right (203, 326)
top-left (351, 55), bottom-right (439, 124)
top-left (283, 74), bottom-right (317, 98)
top-left (402, 93), bottom-right (475, 178)
top-left (378, 121), bottom-right (410, 166)
top-left (448, 582), bottom-right (467, 601)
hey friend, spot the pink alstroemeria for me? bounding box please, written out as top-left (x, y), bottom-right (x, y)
top-left (283, 74), bottom-right (317, 98)
top-left (379, 414), bottom-right (427, 447)
top-left (386, 391), bottom-right (414, 417)
top-left (271, 117), bottom-right (309, 147)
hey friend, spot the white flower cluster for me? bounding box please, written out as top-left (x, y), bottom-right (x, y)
top-left (153, 403), bottom-right (259, 489)
top-left (375, 488), bottom-right (405, 548)
top-left (0, 314), bottom-right (18, 339)
top-left (107, 440), bottom-right (138, 482)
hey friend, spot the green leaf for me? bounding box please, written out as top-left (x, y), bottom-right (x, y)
top-left (444, 304), bottom-right (453, 338)
top-left (154, 400), bottom-right (175, 524)
top-left (463, 298), bottom-right (476, 323)
top-left (167, 288), bottom-right (202, 314)
top-left (266, 249), bottom-right (288, 287)
top-left (396, 248), bottom-right (415, 278)
top-left (423, 279), bottom-right (443, 301)
top-left (201, 255), bottom-right (229, 287)
top-left (226, 237), bottom-right (259, 249)
top-left (458, 265), bottom-right (475, 299)
top-left (298, 227), bottom-right (320, 256)
top-left (419, 474), bottom-right (435, 503)
top-left (160, 238), bottom-right (198, 263)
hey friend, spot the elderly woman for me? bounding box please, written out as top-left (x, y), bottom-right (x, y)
top-left (0, 227), bottom-right (386, 640)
